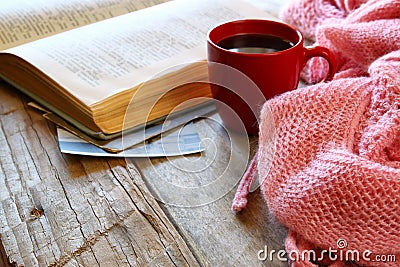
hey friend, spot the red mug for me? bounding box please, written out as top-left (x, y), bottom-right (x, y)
top-left (207, 19), bottom-right (336, 135)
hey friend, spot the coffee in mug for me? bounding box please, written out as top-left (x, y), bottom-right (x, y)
top-left (217, 33), bottom-right (294, 54)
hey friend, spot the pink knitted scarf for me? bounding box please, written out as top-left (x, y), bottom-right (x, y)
top-left (232, 0), bottom-right (400, 266)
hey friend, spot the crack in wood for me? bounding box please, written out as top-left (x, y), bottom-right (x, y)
top-left (47, 209), bottom-right (136, 267)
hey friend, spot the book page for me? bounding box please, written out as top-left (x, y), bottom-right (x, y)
top-left (5, 0), bottom-right (274, 106)
top-left (0, 0), bottom-right (170, 50)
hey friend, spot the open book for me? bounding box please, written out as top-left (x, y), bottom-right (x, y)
top-left (0, 0), bottom-right (273, 140)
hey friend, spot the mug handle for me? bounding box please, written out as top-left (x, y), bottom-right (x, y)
top-left (304, 46), bottom-right (337, 81)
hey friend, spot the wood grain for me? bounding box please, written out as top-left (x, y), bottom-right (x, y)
top-left (134, 116), bottom-right (288, 267)
top-left (0, 84), bottom-right (288, 266)
top-left (0, 82), bottom-right (199, 266)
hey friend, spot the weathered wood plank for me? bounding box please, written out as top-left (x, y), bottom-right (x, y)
top-left (0, 82), bottom-right (199, 266)
top-left (134, 116), bottom-right (288, 267)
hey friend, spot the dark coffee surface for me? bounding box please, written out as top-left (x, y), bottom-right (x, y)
top-left (217, 33), bottom-right (293, 54)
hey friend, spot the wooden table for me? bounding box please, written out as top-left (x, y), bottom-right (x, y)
top-left (0, 2), bottom-right (289, 266)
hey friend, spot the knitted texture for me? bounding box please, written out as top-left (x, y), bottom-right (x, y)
top-left (232, 1), bottom-right (400, 266)
top-left (281, 0), bottom-right (400, 84)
